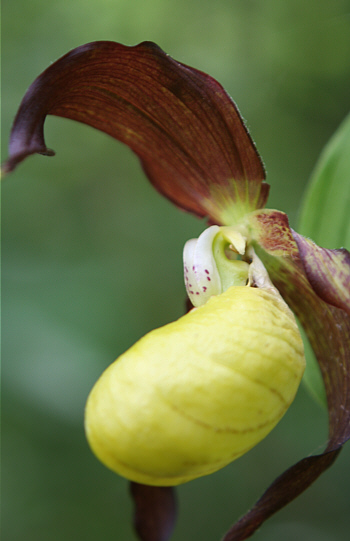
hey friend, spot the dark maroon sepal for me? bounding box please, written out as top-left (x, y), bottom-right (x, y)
top-left (3, 41), bottom-right (267, 223)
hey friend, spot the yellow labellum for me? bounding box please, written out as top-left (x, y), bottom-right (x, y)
top-left (85, 285), bottom-right (305, 486)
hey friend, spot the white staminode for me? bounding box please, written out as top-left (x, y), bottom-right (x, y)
top-left (183, 225), bottom-right (251, 307)
top-left (183, 226), bottom-right (222, 307)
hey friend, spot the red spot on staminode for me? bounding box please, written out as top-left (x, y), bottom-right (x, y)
top-left (204, 269), bottom-right (210, 274)
top-left (207, 277), bottom-right (211, 281)
top-left (196, 292), bottom-right (199, 295)
top-left (203, 287), bottom-right (207, 292)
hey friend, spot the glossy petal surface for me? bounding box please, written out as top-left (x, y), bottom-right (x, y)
top-left (85, 285), bottom-right (305, 486)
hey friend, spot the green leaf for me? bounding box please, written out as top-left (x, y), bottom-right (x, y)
top-left (298, 112), bottom-right (350, 406)
top-left (299, 112), bottom-right (350, 250)
top-left (298, 322), bottom-right (327, 408)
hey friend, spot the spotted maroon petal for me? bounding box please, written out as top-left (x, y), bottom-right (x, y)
top-left (293, 232), bottom-right (350, 316)
top-left (221, 210), bottom-right (350, 540)
top-left (3, 41), bottom-right (267, 224)
top-left (130, 482), bottom-right (177, 541)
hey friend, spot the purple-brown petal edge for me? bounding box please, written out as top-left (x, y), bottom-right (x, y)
top-left (221, 209), bottom-right (350, 540)
top-left (223, 449), bottom-right (341, 541)
top-left (293, 232), bottom-right (350, 316)
top-left (3, 40), bottom-right (268, 223)
top-left (130, 482), bottom-right (177, 541)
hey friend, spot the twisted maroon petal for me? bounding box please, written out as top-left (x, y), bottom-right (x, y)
top-left (224, 449), bottom-right (341, 541)
top-left (293, 232), bottom-right (350, 316)
top-left (221, 210), bottom-right (350, 540)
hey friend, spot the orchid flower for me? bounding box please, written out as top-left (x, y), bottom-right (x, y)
top-left (3, 41), bottom-right (350, 541)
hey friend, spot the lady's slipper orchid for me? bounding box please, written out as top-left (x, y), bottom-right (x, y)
top-left (3, 41), bottom-right (350, 541)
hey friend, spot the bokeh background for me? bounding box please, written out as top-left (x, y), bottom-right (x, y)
top-left (2, 1), bottom-right (350, 540)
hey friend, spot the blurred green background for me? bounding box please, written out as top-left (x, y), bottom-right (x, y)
top-left (2, 1), bottom-right (350, 540)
